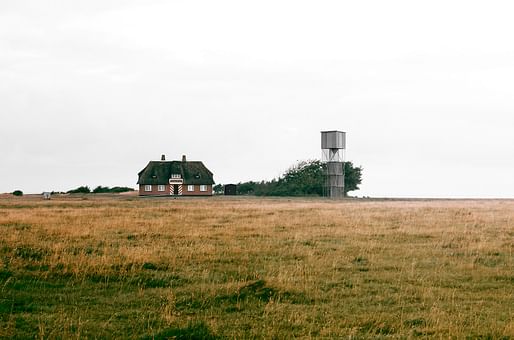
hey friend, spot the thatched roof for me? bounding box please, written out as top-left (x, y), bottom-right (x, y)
top-left (137, 160), bottom-right (214, 185)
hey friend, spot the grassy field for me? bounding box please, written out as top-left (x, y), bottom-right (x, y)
top-left (0, 195), bottom-right (513, 338)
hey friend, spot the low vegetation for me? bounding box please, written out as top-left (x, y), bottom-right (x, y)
top-left (66, 185), bottom-right (92, 194)
top-left (92, 186), bottom-right (135, 194)
top-left (66, 186), bottom-right (134, 194)
top-left (0, 196), bottom-right (512, 338)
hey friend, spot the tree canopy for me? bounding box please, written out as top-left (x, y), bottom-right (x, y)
top-left (66, 186), bottom-right (134, 194)
top-left (67, 186), bottom-right (91, 194)
top-left (236, 160), bottom-right (362, 197)
top-left (92, 186), bottom-right (134, 193)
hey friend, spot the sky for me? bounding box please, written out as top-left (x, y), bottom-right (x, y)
top-left (1, 0), bottom-right (513, 198)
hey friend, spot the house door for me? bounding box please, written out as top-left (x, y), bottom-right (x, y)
top-left (172, 184), bottom-right (182, 195)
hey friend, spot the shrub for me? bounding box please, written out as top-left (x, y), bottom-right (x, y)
top-left (93, 186), bottom-right (110, 193)
top-left (12, 190), bottom-right (23, 196)
top-left (109, 186), bottom-right (134, 193)
top-left (213, 184), bottom-right (224, 195)
top-left (67, 186), bottom-right (91, 194)
top-left (93, 186), bottom-right (134, 193)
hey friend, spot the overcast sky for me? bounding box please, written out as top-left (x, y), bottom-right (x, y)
top-left (1, 0), bottom-right (513, 197)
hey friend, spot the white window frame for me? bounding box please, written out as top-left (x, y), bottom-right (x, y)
top-left (171, 174), bottom-right (181, 179)
top-left (144, 185), bottom-right (152, 192)
top-left (200, 185), bottom-right (207, 192)
top-left (187, 185), bottom-right (194, 192)
top-left (158, 185), bottom-right (165, 192)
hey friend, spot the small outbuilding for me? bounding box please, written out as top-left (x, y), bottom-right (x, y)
top-left (224, 184), bottom-right (237, 196)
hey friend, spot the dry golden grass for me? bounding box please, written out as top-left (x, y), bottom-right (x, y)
top-left (0, 195), bottom-right (513, 338)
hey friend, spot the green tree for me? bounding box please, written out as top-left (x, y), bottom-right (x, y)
top-left (12, 190), bottom-right (23, 196)
top-left (272, 160), bottom-right (325, 196)
top-left (93, 186), bottom-right (110, 193)
top-left (236, 160), bottom-right (363, 197)
top-left (237, 181), bottom-right (257, 195)
top-left (213, 184), bottom-right (224, 195)
top-left (343, 161), bottom-right (363, 196)
top-left (67, 186), bottom-right (91, 194)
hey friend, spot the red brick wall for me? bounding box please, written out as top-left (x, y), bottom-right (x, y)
top-left (139, 184), bottom-right (212, 196)
top-left (138, 184), bottom-right (169, 196)
top-left (182, 184), bottom-right (212, 196)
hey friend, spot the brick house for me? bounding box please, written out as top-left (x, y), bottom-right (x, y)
top-left (137, 155), bottom-right (214, 196)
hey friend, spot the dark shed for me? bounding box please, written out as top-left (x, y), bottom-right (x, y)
top-left (224, 184), bottom-right (237, 196)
